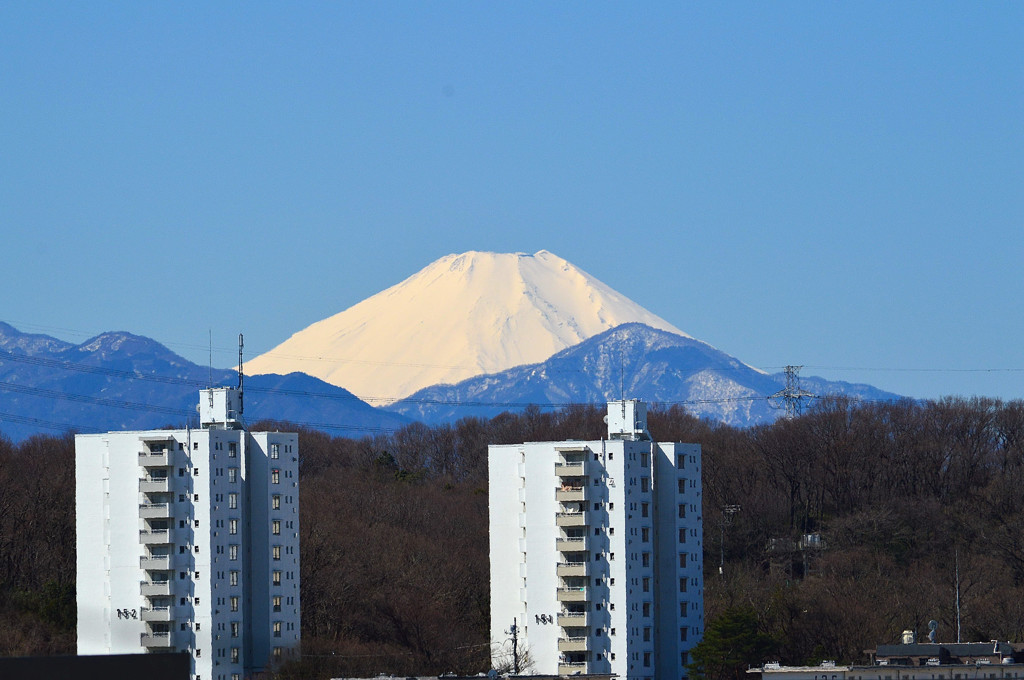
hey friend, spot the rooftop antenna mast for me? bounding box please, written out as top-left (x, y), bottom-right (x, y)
top-left (208, 329), bottom-right (213, 388)
top-left (769, 365), bottom-right (816, 419)
top-left (237, 333), bottom-right (244, 416)
top-left (620, 352), bottom-right (625, 401)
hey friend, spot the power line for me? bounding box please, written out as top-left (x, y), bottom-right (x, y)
top-left (0, 411), bottom-right (98, 433)
top-left (0, 380), bottom-right (194, 417)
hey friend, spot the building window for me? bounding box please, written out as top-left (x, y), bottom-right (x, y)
top-left (228, 493), bottom-right (237, 509)
top-left (641, 502), bottom-right (649, 518)
top-left (676, 453), bottom-right (686, 469)
top-left (640, 477), bottom-right (650, 492)
top-left (273, 570), bottom-right (282, 586)
top-left (644, 627), bottom-right (652, 642)
top-left (273, 621), bottom-right (282, 638)
top-left (273, 596), bottom-right (282, 612)
top-left (193, 468), bottom-right (200, 476)
top-left (272, 520), bottom-right (281, 535)
top-left (679, 552), bottom-right (687, 568)
top-left (228, 467), bottom-right (238, 483)
top-left (678, 478), bottom-right (685, 493)
top-left (641, 527), bottom-right (650, 543)
top-left (642, 602), bottom-right (651, 617)
top-left (228, 442), bottom-right (237, 457)
top-left (231, 647), bottom-right (239, 663)
top-left (640, 452), bottom-right (649, 467)
top-left (680, 577), bottom-right (688, 593)
top-left (643, 577), bottom-right (650, 592)
top-left (679, 503), bottom-right (686, 519)
top-left (273, 545), bottom-right (281, 561)
top-left (679, 528), bottom-right (687, 543)
top-left (273, 648), bottom-right (282, 662)
top-left (271, 469), bottom-right (280, 484)
top-left (229, 544), bottom-right (238, 561)
top-left (642, 552), bottom-right (650, 567)
top-left (681, 627), bottom-right (688, 641)
top-left (272, 494), bottom-right (281, 510)
top-left (231, 621), bottom-right (240, 638)
top-left (230, 596), bottom-right (238, 612)
top-left (229, 519), bottom-right (238, 535)
top-left (644, 651), bottom-right (651, 667)
top-left (271, 443), bottom-right (280, 459)
top-left (681, 601), bottom-right (689, 615)
top-left (230, 571), bottom-right (239, 586)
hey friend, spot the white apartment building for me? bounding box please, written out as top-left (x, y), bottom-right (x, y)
top-left (489, 400), bottom-right (704, 680)
top-left (76, 388), bottom-right (300, 680)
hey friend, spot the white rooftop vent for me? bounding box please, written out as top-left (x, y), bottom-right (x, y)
top-left (605, 399), bottom-right (650, 440)
top-left (199, 387), bottom-right (243, 429)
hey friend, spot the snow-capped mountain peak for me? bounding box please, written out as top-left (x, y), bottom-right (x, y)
top-left (245, 250), bottom-right (688, 403)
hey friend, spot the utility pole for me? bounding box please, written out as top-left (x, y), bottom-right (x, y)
top-left (507, 617), bottom-right (519, 675)
top-left (769, 365), bottom-right (816, 418)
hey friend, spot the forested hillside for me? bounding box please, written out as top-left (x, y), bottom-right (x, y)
top-left (2, 397), bottom-right (1023, 677)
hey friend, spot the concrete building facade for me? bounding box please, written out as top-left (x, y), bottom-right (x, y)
top-left (76, 388), bottom-right (300, 680)
top-left (489, 400), bottom-right (704, 680)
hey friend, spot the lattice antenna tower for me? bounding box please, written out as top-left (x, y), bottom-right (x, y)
top-left (769, 365), bottom-right (816, 418)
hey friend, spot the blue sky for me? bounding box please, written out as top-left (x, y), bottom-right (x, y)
top-left (1, 3), bottom-right (1021, 400)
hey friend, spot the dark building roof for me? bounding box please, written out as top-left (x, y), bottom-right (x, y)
top-left (874, 642), bottom-right (1023, 665)
top-left (0, 653), bottom-right (190, 680)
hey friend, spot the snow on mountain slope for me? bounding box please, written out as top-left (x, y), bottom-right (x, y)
top-left (245, 250), bottom-right (688, 403)
top-left (388, 323), bottom-right (904, 427)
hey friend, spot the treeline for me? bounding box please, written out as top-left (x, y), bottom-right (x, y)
top-left (1, 398), bottom-right (1024, 676)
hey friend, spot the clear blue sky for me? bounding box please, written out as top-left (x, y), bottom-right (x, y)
top-left (1, 3), bottom-right (1021, 401)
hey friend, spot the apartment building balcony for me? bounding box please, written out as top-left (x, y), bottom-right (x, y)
top-left (140, 632), bottom-right (175, 649)
top-left (555, 536), bottom-right (587, 552)
top-left (555, 486), bottom-right (586, 502)
top-left (558, 636), bottom-right (589, 653)
top-left (555, 511), bottom-right (587, 527)
top-left (140, 606), bottom-right (174, 622)
top-left (558, 611), bottom-right (589, 628)
top-left (556, 561), bottom-right (588, 577)
top-left (139, 528), bottom-right (173, 545)
top-left (140, 554), bottom-right (171, 570)
top-left (138, 450), bottom-right (171, 467)
top-left (558, 662), bottom-right (590, 675)
top-left (140, 580), bottom-right (173, 597)
top-left (555, 461), bottom-right (586, 477)
top-left (139, 476), bottom-right (170, 493)
top-left (139, 503), bottom-right (172, 520)
top-left (556, 587), bottom-right (589, 602)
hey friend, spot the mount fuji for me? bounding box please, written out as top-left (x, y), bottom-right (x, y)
top-left (246, 250), bottom-right (693, 403)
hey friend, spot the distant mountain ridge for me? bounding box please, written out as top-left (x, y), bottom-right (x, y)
top-left (0, 320), bottom-right (903, 440)
top-left (246, 250), bottom-right (691, 403)
top-left (387, 323), bottom-right (902, 426)
top-left (0, 322), bottom-right (411, 442)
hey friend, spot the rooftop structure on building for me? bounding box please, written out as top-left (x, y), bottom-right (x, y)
top-left (749, 638), bottom-right (1024, 680)
top-left (489, 399), bottom-right (704, 680)
top-left (76, 387), bottom-right (300, 680)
